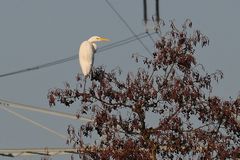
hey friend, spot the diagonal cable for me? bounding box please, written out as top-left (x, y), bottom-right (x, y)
top-left (0, 32), bottom-right (154, 78)
top-left (105, 0), bottom-right (152, 56)
top-left (0, 98), bottom-right (93, 122)
top-left (1, 106), bottom-right (67, 140)
top-left (147, 32), bottom-right (156, 44)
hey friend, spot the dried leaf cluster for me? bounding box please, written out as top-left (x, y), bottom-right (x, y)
top-left (48, 20), bottom-right (240, 160)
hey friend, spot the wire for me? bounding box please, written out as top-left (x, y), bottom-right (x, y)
top-left (98, 32), bottom-right (155, 53)
top-left (0, 55), bottom-right (77, 78)
top-left (0, 98), bottom-right (93, 122)
top-left (0, 32), bottom-right (155, 78)
top-left (1, 106), bottom-right (67, 140)
top-left (97, 32), bottom-right (145, 52)
top-left (105, 0), bottom-right (152, 56)
top-left (147, 31), bottom-right (156, 44)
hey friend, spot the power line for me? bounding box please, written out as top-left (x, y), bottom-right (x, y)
top-left (0, 32), bottom-right (154, 78)
top-left (0, 147), bottom-right (78, 157)
top-left (105, 0), bottom-right (152, 56)
top-left (0, 98), bottom-right (93, 140)
top-left (147, 31), bottom-right (156, 44)
top-left (98, 32), bottom-right (152, 52)
top-left (1, 106), bottom-right (67, 140)
top-left (0, 98), bottom-right (92, 122)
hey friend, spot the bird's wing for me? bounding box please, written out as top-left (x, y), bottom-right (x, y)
top-left (79, 41), bottom-right (95, 76)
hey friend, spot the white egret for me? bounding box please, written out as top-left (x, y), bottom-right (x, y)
top-left (79, 36), bottom-right (110, 91)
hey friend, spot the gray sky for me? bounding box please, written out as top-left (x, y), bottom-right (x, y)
top-left (0, 0), bottom-right (240, 159)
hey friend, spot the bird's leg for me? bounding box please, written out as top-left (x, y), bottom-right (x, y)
top-left (90, 67), bottom-right (95, 81)
top-left (82, 76), bottom-right (88, 108)
top-left (83, 76), bottom-right (87, 95)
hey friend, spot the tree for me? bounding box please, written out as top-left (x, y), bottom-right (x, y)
top-left (48, 20), bottom-right (240, 159)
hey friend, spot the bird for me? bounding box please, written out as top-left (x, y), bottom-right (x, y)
top-left (79, 36), bottom-right (110, 91)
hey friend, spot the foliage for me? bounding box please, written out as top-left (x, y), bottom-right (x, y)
top-left (48, 20), bottom-right (240, 159)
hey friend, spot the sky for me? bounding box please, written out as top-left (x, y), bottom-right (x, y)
top-left (0, 0), bottom-right (240, 159)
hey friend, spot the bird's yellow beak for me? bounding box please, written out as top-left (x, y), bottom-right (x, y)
top-left (99, 37), bottom-right (110, 42)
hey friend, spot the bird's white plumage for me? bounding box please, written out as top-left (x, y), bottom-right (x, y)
top-left (79, 41), bottom-right (96, 76)
top-left (79, 36), bottom-right (110, 77)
